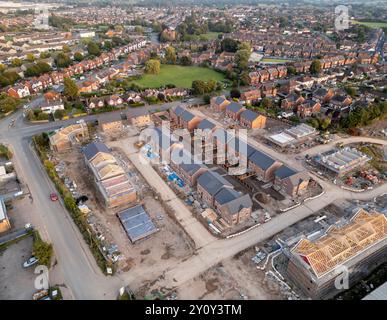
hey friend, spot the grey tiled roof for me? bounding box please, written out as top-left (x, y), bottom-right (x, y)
top-left (248, 150), bottom-right (276, 170)
top-left (274, 165), bottom-right (297, 179)
top-left (179, 163), bottom-right (206, 177)
top-left (240, 109), bottom-right (260, 122)
top-left (83, 142), bottom-right (110, 161)
top-left (197, 119), bottom-right (216, 130)
top-left (197, 171), bottom-right (232, 196)
top-left (215, 188), bottom-right (252, 215)
top-left (226, 102), bottom-right (243, 113)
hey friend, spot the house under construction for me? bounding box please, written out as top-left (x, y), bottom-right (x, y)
top-left (284, 208), bottom-right (387, 299)
top-left (49, 122), bottom-right (89, 152)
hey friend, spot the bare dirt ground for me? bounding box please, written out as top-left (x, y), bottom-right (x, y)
top-left (174, 252), bottom-right (284, 300)
top-left (53, 147), bottom-right (195, 275)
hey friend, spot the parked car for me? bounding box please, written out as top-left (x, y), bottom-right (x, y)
top-left (23, 256), bottom-right (38, 268)
top-left (50, 192), bottom-right (58, 201)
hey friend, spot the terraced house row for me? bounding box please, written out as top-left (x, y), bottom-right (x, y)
top-left (5, 39), bottom-right (148, 99)
top-left (153, 106), bottom-right (310, 198)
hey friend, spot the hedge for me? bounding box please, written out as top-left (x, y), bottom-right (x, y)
top-left (33, 136), bottom-right (111, 273)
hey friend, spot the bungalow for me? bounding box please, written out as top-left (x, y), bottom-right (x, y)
top-left (274, 166), bottom-right (310, 197)
top-left (210, 96), bottom-right (231, 112)
top-left (248, 150), bottom-right (282, 182)
top-left (163, 87), bottom-right (188, 98)
top-left (214, 188), bottom-right (253, 226)
top-left (225, 102), bottom-right (245, 120)
top-left (239, 109), bottom-right (266, 129)
top-left (88, 97), bottom-right (105, 109)
top-left (297, 100), bottom-right (321, 118)
top-left (123, 92), bottom-right (142, 104)
top-left (105, 95), bottom-right (123, 107)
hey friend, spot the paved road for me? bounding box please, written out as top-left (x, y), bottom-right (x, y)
top-left (1, 101), bottom-right (386, 299)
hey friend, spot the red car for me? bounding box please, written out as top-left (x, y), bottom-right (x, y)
top-left (50, 192), bottom-right (58, 201)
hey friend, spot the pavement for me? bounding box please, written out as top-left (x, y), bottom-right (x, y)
top-left (0, 100), bottom-right (386, 299)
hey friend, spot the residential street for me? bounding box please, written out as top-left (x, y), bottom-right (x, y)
top-left (0, 104), bottom-right (386, 299)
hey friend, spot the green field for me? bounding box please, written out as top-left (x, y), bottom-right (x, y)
top-left (133, 65), bottom-right (225, 88)
top-left (201, 32), bottom-right (222, 40)
top-left (261, 58), bottom-right (290, 63)
top-left (352, 20), bottom-right (387, 28)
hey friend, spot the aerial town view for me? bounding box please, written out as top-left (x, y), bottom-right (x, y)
top-left (0, 0), bottom-right (386, 307)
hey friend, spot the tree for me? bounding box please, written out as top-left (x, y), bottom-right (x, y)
top-left (220, 38), bottom-right (240, 52)
top-left (55, 52), bottom-right (71, 68)
top-left (287, 66), bottom-right (297, 75)
top-left (345, 86), bottom-right (357, 98)
top-left (0, 63), bottom-right (5, 72)
top-left (230, 88), bottom-right (241, 99)
top-left (26, 53), bottom-right (35, 62)
top-left (11, 58), bottom-right (22, 67)
top-left (310, 59), bottom-right (322, 74)
top-left (74, 52), bottom-right (84, 62)
top-left (63, 77), bottom-right (79, 100)
top-left (180, 56), bottom-right (192, 66)
top-left (164, 46), bottom-right (177, 64)
top-left (235, 49), bottom-right (250, 71)
top-left (238, 42), bottom-right (251, 52)
top-left (62, 44), bottom-right (71, 53)
top-left (144, 59), bottom-right (160, 75)
top-left (32, 231), bottom-right (53, 267)
top-left (54, 109), bottom-right (66, 120)
top-left (261, 97), bottom-right (273, 109)
top-left (87, 41), bottom-right (101, 56)
top-left (0, 94), bottom-right (18, 113)
top-left (134, 26), bottom-right (144, 34)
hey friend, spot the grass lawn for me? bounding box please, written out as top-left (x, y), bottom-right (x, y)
top-left (133, 65), bottom-right (225, 88)
top-left (202, 32), bottom-right (222, 40)
top-left (261, 58), bottom-right (290, 63)
top-left (352, 20), bottom-right (387, 28)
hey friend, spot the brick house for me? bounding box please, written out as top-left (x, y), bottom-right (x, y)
top-left (297, 99), bottom-right (321, 118)
top-left (240, 89), bottom-right (261, 105)
top-left (210, 96), bottom-right (231, 111)
top-left (248, 150), bottom-right (282, 182)
top-left (239, 109), bottom-right (267, 129)
top-left (273, 165), bottom-right (310, 197)
top-left (225, 102), bottom-right (245, 120)
top-left (214, 188), bottom-right (253, 226)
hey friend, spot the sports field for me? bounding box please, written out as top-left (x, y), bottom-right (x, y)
top-left (352, 20), bottom-right (387, 28)
top-left (133, 65), bottom-right (225, 88)
top-left (261, 58), bottom-right (290, 63)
